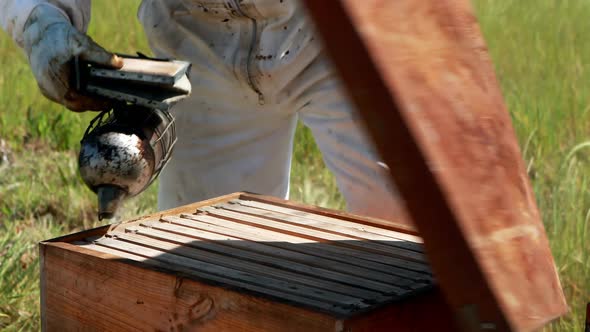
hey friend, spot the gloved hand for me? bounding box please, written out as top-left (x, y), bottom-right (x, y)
top-left (22, 4), bottom-right (123, 112)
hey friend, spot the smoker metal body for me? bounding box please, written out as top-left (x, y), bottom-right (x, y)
top-left (79, 106), bottom-right (177, 220)
top-left (75, 55), bottom-right (190, 219)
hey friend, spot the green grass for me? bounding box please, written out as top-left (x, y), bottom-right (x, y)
top-left (473, 1), bottom-right (590, 330)
top-left (0, 0), bottom-right (588, 330)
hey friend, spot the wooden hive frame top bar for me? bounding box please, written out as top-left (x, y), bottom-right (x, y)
top-left (68, 194), bottom-right (435, 319)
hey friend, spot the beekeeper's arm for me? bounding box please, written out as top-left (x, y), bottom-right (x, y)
top-left (0, 0), bottom-right (122, 111)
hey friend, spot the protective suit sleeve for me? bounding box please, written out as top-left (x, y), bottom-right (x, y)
top-left (1, 0), bottom-right (122, 112)
top-left (0, 0), bottom-right (91, 47)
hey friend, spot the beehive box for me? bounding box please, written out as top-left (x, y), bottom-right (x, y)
top-left (40, 192), bottom-right (457, 331)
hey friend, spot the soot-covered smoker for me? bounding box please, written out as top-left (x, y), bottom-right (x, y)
top-left (74, 54), bottom-right (191, 220)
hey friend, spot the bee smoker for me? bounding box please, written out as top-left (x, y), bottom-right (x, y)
top-left (75, 54), bottom-right (191, 220)
top-left (78, 105), bottom-right (177, 220)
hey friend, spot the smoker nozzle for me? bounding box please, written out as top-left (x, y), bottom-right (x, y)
top-left (97, 186), bottom-right (127, 221)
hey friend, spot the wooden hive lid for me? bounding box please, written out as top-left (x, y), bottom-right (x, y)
top-left (302, 1), bottom-right (568, 330)
top-left (71, 196), bottom-right (434, 318)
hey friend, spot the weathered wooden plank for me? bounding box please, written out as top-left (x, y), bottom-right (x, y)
top-left (217, 202), bottom-right (423, 252)
top-left (86, 236), bottom-right (358, 305)
top-left (41, 241), bottom-right (340, 331)
top-left (238, 193), bottom-right (418, 235)
top-left (96, 192), bottom-right (246, 235)
top-left (198, 207), bottom-right (427, 263)
top-left (124, 226), bottom-right (425, 290)
top-left (159, 215), bottom-right (431, 277)
top-left (108, 230), bottom-right (403, 298)
top-left (137, 221), bottom-right (430, 282)
top-left (77, 241), bottom-right (150, 261)
top-left (301, 1), bottom-right (567, 330)
top-left (44, 225), bottom-right (110, 244)
top-left (93, 237), bottom-right (369, 309)
top-left (171, 214), bottom-right (314, 244)
top-left (140, 220), bottom-right (424, 290)
top-left (229, 199), bottom-right (423, 243)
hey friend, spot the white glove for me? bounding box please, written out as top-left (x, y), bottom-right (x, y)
top-left (22, 4), bottom-right (123, 112)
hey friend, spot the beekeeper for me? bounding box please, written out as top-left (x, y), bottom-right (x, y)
top-left (0, 0), bottom-right (405, 221)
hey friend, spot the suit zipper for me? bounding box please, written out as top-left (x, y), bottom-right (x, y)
top-left (231, 0), bottom-right (265, 105)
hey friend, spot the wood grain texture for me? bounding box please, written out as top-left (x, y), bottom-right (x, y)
top-left (218, 202), bottom-right (423, 250)
top-left (239, 193), bottom-right (419, 235)
top-left (137, 220), bottom-right (430, 278)
top-left (119, 227), bottom-right (419, 290)
top-left (197, 206), bottom-right (427, 263)
top-left (40, 242), bottom-right (336, 332)
top-left (343, 289), bottom-right (459, 332)
top-left (95, 206), bottom-right (432, 312)
top-left (41, 194), bottom-right (449, 331)
top-left (301, 1), bottom-right (567, 331)
top-left (227, 199), bottom-right (423, 243)
top-left (41, 242), bottom-right (450, 332)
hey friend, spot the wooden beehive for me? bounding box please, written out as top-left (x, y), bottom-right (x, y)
top-left (40, 193), bottom-right (457, 331)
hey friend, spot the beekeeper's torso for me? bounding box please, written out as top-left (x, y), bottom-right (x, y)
top-left (138, 0), bottom-right (321, 105)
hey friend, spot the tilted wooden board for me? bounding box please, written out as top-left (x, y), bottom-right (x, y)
top-left (302, 1), bottom-right (567, 331)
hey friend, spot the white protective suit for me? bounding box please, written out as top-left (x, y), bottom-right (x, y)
top-left (1, 0), bottom-right (405, 221)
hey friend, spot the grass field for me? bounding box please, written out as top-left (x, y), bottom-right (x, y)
top-left (0, 0), bottom-right (588, 330)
